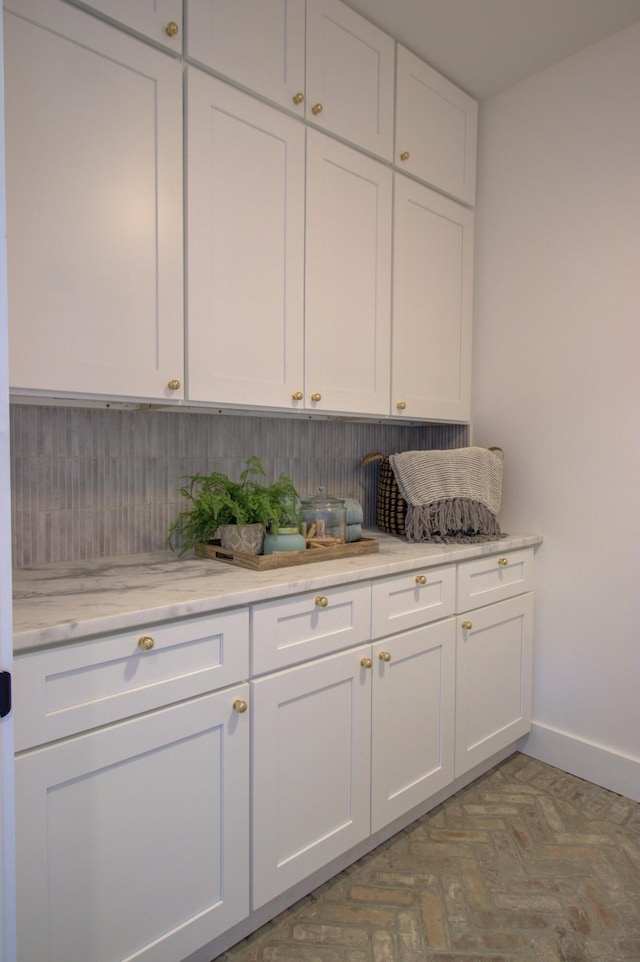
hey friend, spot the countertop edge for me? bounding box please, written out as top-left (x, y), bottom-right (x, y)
top-left (12, 532), bottom-right (543, 652)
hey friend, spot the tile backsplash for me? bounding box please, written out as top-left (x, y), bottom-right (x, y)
top-left (10, 405), bottom-right (469, 566)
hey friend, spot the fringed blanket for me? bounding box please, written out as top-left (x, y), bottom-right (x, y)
top-left (388, 448), bottom-right (505, 544)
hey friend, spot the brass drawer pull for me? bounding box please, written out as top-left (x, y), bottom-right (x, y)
top-left (497, 557), bottom-right (509, 566)
top-left (315, 596), bottom-right (328, 608)
top-left (379, 651), bottom-right (391, 662)
top-left (233, 699), bottom-right (248, 714)
top-left (360, 657), bottom-right (372, 669)
top-left (138, 635), bottom-right (154, 651)
top-left (415, 574), bottom-right (427, 585)
top-left (461, 621), bottom-right (473, 630)
top-left (165, 21), bottom-right (179, 37)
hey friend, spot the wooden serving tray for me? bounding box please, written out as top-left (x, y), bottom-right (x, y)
top-left (196, 537), bottom-right (379, 571)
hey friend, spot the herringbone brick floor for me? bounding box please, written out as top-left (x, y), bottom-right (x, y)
top-left (221, 754), bottom-right (640, 962)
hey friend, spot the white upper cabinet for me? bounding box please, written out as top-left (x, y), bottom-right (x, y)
top-left (185, 68), bottom-right (305, 408)
top-left (66, 0), bottom-right (183, 52)
top-left (392, 174), bottom-right (474, 422)
top-left (305, 0), bottom-right (394, 160)
top-left (4, 0), bottom-right (184, 401)
top-left (305, 130), bottom-right (392, 415)
top-left (184, 0), bottom-right (306, 116)
top-left (395, 45), bottom-right (478, 206)
top-left (184, 0), bottom-right (395, 160)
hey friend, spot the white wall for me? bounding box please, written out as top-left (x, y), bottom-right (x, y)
top-left (472, 22), bottom-right (640, 801)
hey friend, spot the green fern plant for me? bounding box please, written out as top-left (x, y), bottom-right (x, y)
top-left (168, 456), bottom-right (300, 555)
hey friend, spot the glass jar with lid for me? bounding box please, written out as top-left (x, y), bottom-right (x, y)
top-left (300, 497), bottom-right (346, 542)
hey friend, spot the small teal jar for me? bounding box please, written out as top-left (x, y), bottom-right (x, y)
top-left (263, 525), bottom-right (306, 555)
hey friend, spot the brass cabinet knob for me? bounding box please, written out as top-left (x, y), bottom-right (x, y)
top-left (415, 574), bottom-right (427, 585)
top-left (399, 151), bottom-right (410, 161)
top-left (291, 391), bottom-right (303, 401)
top-left (310, 392), bottom-right (322, 402)
top-left (165, 21), bottom-right (179, 37)
top-left (311, 103), bottom-right (323, 115)
top-left (167, 379), bottom-right (181, 390)
top-left (497, 557), bottom-right (509, 566)
top-left (360, 657), bottom-right (373, 669)
top-left (396, 401), bottom-right (407, 410)
top-left (233, 699), bottom-right (248, 714)
top-left (292, 92), bottom-right (304, 105)
top-left (461, 621), bottom-right (473, 630)
top-left (138, 635), bottom-right (154, 651)
top-left (315, 596), bottom-right (328, 608)
top-left (379, 651), bottom-right (391, 662)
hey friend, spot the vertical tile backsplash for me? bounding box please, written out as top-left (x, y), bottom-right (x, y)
top-left (10, 405), bottom-right (469, 566)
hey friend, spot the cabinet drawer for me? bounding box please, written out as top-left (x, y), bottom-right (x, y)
top-left (371, 565), bottom-right (456, 638)
top-left (251, 583), bottom-right (371, 674)
top-left (456, 548), bottom-right (534, 612)
top-left (14, 609), bottom-right (249, 751)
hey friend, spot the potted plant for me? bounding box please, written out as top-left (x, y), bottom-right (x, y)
top-left (168, 456), bottom-right (300, 556)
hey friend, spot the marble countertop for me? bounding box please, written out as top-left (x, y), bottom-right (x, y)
top-left (12, 531), bottom-right (542, 652)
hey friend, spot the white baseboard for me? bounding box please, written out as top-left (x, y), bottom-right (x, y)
top-left (518, 723), bottom-right (640, 802)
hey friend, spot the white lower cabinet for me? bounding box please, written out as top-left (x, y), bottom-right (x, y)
top-left (250, 570), bottom-right (458, 909)
top-left (13, 608), bottom-right (251, 962)
top-left (455, 593), bottom-right (534, 778)
top-left (13, 545), bottom-right (536, 962)
top-left (251, 645), bottom-right (372, 910)
top-left (15, 684), bottom-right (250, 962)
top-left (371, 619), bottom-right (455, 833)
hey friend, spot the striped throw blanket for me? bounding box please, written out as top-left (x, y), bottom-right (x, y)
top-left (388, 447), bottom-right (505, 543)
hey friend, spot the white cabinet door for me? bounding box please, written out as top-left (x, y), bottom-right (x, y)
top-left (15, 684), bottom-right (250, 962)
top-left (306, 0), bottom-right (394, 160)
top-left (4, 0), bottom-right (184, 401)
top-left (184, 0), bottom-right (305, 116)
top-left (392, 174), bottom-right (473, 422)
top-left (371, 619), bottom-right (455, 833)
top-left (395, 45), bottom-right (477, 206)
top-left (186, 68), bottom-right (305, 408)
top-left (305, 130), bottom-right (391, 415)
top-left (251, 646), bottom-right (371, 909)
top-left (67, 0), bottom-right (183, 52)
top-left (455, 594), bottom-right (534, 777)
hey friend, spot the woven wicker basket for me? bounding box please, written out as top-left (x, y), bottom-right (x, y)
top-left (363, 447), bottom-right (504, 538)
top-left (362, 452), bottom-right (407, 536)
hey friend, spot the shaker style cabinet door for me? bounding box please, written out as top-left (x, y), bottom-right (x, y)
top-left (455, 594), bottom-right (534, 777)
top-left (305, 130), bottom-right (392, 416)
top-left (305, 0), bottom-right (394, 160)
top-left (371, 619), bottom-right (456, 832)
top-left (392, 174), bottom-right (473, 422)
top-left (251, 647), bottom-right (371, 910)
top-left (395, 45), bottom-right (478, 206)
top-left (65, 0), bottom-right (183, 52)
top-left (15, 685), bottom-right (250, 962)
top-left (184, 0), bottom-right (306, 116)
top-left (4, 0), bottom-right (184, 401)
top-left (185, 67), bottom-right (305, 407)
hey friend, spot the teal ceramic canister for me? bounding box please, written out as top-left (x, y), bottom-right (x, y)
top-left (263, 525), bottom-right (307, 555)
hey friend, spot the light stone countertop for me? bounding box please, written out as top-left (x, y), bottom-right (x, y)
top-left (12, 531), bottom-right (542, 652)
